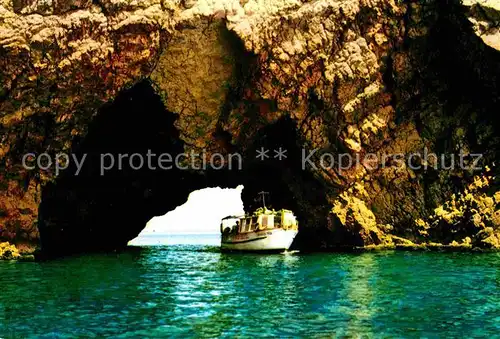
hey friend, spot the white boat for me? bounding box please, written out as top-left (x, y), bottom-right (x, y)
top-left (220, 203), bottom-right (299, 252)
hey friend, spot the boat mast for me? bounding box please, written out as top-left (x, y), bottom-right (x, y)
top-left (257, 191), bottom-right (269, 209)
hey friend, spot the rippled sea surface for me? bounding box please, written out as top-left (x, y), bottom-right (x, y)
top-left (1, 242), bottom-right (499, 338)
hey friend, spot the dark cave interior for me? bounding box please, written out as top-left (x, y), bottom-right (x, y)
top-left (38, 81), bottom-right (205, 256)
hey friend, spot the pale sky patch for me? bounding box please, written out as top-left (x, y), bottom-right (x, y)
top-left (129, 185), bottom-right (244, 245)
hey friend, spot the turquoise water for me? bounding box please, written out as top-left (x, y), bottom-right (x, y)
top-left (1, 243), bottom-right (499, 338)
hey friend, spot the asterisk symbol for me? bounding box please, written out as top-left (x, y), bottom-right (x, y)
top-left (274, 147), bottom-right (287, 160)
top-left (256, 147), bottom-right (269, 161)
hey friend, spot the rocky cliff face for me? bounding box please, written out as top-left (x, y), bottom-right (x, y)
top-left (0, 0), bottom-right (499, 256)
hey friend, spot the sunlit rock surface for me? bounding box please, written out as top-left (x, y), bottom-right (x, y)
top-left (1, 0), bottom-right (500, 255)
top-left (463, 0), bottom-right (500, 51)
top-left (0, 241), bottom-right (20, 260)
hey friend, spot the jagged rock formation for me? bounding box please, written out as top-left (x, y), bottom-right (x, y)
top-left (0, 0), bottom-right (499, 256)
top-left (0, 241), bottom-right (20, 259)
top-left (415, 170), bottom-right (500, 249)
top-left (0, 240), bottom-right (35, 260)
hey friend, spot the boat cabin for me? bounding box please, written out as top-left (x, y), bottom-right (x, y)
top-left (221, 208), bottom-right (298, 234)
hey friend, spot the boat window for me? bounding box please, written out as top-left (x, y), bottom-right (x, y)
top-left (247, 218), bottom-right (252, 231)
top-left (274, 215), bottom-right (281, 228)
top-left (251, 216), bottom-right (258, 229)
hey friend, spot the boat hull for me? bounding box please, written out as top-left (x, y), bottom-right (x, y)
top-left (221, 228), bottom-right (297, 252)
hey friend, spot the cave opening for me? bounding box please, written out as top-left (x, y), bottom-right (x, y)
top-left (38, 80), bottom-right (211, 257)
top-left (230, 117), bottom-right (333, 251)
top-left (37, 79), bottom-right (330, 257)
top-left (128, 186), bottom-right (245, 246)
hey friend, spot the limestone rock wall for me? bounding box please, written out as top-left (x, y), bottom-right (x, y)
top-left (0, 0), bottom-right (176, 245)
